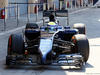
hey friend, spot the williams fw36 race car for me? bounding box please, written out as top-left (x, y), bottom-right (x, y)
top-left (6, 10), bottom-right (89, 67)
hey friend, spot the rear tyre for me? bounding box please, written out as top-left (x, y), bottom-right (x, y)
top-left (25, 23), bottom-right (38, 29)
top-left (71, 34), bottom-right (89, 62)
top-left (7, 34), bottom-right (25, 55)
top-left (73, 23), bottom-right (86, 34)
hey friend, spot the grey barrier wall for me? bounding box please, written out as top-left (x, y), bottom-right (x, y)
top-left (8, 4), bottom-right (28, 18)
top-left (8, 0), bottom-right (28, 16)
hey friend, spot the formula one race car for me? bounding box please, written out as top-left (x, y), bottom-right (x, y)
top-left (6, 10), bottom-right (89, 67)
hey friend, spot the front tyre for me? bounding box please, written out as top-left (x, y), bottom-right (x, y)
top-left (7, 34), bottom-right (25, 55)
top-left (71, 34), bottom-right (89, 62)
top-left (6, 34), bottom-right (25, 66)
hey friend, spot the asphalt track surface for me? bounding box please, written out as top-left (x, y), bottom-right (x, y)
top-left (0, 7), bottom-right (100, 75)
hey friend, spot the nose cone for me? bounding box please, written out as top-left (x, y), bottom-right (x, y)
top-left (39, 39), bottom-right (52, 64)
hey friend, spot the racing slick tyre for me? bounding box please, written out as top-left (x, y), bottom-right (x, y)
top-left (71, 34), bottom-right (89, 62)
top-left (25, 23), bottom-right (39, 29)
top-left (7, 34), bottom-right (25, 55)
top-left (73, 23), bottom-right (86, 35)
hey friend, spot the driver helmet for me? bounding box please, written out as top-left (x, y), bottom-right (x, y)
top-left (47, 22), bottom-right (56, 27)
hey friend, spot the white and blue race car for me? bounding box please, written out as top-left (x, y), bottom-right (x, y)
top-left (6, 10), bottom-right (89, 67)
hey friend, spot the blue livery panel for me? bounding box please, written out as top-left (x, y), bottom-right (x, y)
top-left (39, 39), bottom-right (53, 64)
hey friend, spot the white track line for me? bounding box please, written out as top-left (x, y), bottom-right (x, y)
top-left (69, 8), bottom-right (89, 14)
top-left (0, 8), bottom-right (89, 36)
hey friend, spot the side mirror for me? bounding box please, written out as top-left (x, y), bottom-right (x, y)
top-left (40, 26), bottom-right (46, 31)
top-left (64, 26), bottom-right (70, 29)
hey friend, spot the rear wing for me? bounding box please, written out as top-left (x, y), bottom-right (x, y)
top-left (43, 10), bottom-right (68, 17)
top-left (55, 10), bottom-right (68, 17)
top-left (43, 10), bottom-right (69, 26)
